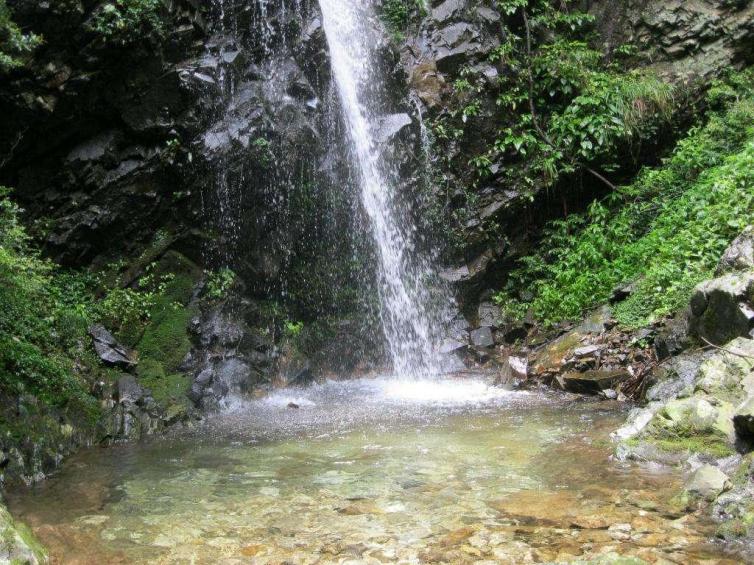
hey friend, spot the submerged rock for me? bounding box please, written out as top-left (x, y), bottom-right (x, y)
top-left (685, 464), bottom-right (732, 501)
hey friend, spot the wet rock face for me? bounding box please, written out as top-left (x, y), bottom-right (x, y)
top-left (104, 375), bottom-right (167, 442)
top-left (186, 297), bottom-right (275, 410)
top-left (591, 0), bottom-right (754, 78)
top-left (0, 2), bottom-right (210, 267)
top-left (400, 1), bottom-right (754, 309)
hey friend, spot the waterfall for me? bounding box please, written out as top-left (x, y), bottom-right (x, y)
top-left (318, 0), bottom-right (445, 378)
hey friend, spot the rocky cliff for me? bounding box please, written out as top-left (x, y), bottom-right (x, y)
top-left (1, 0), bottom-right (754, 494)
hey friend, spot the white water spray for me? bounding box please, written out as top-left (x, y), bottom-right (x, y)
top-left (319, 0), bottom-right (446, 378)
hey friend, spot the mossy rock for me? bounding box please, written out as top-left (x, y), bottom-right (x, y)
top-left (136, 252), bottom-right (202, 374)
top-left (694, 337), bottom-right (754, 403)
top-left (138, 301), bottom-right (195, 372)
top-left (143, 371), bottom-right (190, 406)
top-left (150, 251), bottom-right (202, 305)
top-left (648, 396), bottom-right (735, 442)
top-left (0, 503), bottom-right (47, 564)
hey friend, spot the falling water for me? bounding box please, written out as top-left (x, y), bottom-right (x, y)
top-left (319, 0), bottom-right (444, 377)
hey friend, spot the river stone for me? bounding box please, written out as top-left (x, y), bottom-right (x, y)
top-left (688, 270), bottom-right (754, 345)
top-left (531, 309), bottom-right (611, 375)
top-left (651, 396), bottom-right (735, 440)
top-left (685, 464), bottom-right (731, 501)
top-left (733, 396), bottom-right (754, 441)
top-left (562, 370), bottom-right (630, 395)
top-left (716, 226), bottom-right (754, 275)
top-left (496, 355), bottom-right (527, 387)
top-left (612, 403), bottom-right (664, 441)
top-left (470, 326), bottom-right (494, 348)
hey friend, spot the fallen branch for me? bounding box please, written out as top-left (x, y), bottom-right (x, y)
top-left (700, 336), bottom-right (754, 360)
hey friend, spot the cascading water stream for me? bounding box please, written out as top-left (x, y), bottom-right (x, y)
top-left (319, 0), bottom-right (445, 378)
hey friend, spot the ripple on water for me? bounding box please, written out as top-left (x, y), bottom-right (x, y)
top-left (7, 376), bottom-right (747, 564)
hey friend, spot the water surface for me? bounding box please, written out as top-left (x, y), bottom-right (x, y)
top-left (9, 377), bottom-right (741, 564)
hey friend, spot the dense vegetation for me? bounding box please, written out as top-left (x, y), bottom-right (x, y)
top-left (0, 0), bottom-right (40, 72)
top-left (0, 189), bottom-right (101, 431)
top-left (494, 70), bottom-right (754, 326)
top-left (421, 0), bottom-right (678, 256)
top-left (0, 187), bottom-right (213, 438)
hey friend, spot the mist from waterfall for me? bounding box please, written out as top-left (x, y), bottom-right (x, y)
top-left (318, 0), bottom-right (448, 378)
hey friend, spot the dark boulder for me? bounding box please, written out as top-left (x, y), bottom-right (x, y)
top-left (470, 326), bottom-right (494, 348)
top-left (688, 270), bottom-right (754, 346)
top-left (89, 324), bottom-right (137, 369)
top-left (561, 370), bottom-right (631, 395)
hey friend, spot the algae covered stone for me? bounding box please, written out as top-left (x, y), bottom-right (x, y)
top-left (651, 396), bottom-right (735, 441)
top-left (0, 502), bottom-right (47, 564)
top-left (684, 464), bottom-right (731, 501)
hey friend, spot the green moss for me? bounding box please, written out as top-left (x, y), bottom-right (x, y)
top-left (138, 362), bottom-right (190, 406)
top-left (14, 521), bottom-right (47, 562)
top-left (0, 504), bottom-right (47, 563)
top-left (731, 453), bottom-right (754, 486)
top-left (135, 252), bottom-right (201, 374)
top-left (137, 300), bottom-right (194, 373)
top-left (643, 435), bottom-right (735, 458)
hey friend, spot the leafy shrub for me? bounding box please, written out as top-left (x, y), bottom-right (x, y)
top-left (88, 0), bottom-right (164, 46)
top-left (204, 267), bottom-right (236, 300)
top-left (0, 189), bottom-right (94, 411)
top-left (494, 72), bottom-right (754, 327)
top-left (0, 0), bottom-right (41, 73)
top-left (379, 0), bottom-right (425, 40)
top-left (284, 320), bottom-right (304, 339)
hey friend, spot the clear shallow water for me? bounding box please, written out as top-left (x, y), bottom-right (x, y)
top-left (8, 376), bottom-right (741, 564)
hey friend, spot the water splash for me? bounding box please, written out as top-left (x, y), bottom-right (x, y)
top-left (319, 0), bottom-right (446, 378)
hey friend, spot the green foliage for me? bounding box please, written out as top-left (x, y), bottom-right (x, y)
top-left (0, 189), bottom-right (95, 414)
top-left (0, 0), bottom-right (41, 73)
top-left (379, 0), bottom-right (425, 41)
top-left (88, 0), bottom-right (164, 46)
top-left (0, 187), bottom-right (201, 427)
top-left (204, 267), bottom-right (236, 300)
top-left (494, 72), bottom-right (754, 327)
top-left (429, 0), bottom-right (676, 256)
top-left (283, 320), bottom-right (304, 339)
top-left (489, 26), bottom-right (674, 188)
